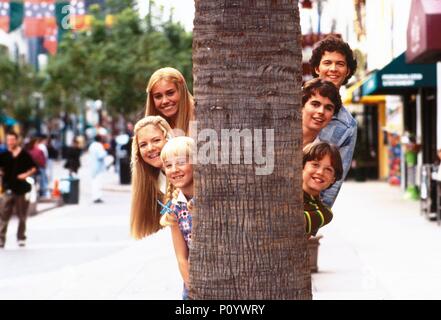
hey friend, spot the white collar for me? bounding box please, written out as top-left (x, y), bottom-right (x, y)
top-left (176, 190), bottom-right (189, 203)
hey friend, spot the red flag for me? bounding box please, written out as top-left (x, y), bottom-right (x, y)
top-left (23, 0), bottom-right (56, 37)
top-left (43, 24), bottom-right (57, 55)
top-left (0, 0), bottom-right (10, 33)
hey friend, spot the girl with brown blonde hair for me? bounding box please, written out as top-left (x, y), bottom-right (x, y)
top-left (157, 136), bottom-right (195, 300)
top-left (130, 115), bottom-right (174, 239)
top-left (144, 67), bottom-right (194, 136)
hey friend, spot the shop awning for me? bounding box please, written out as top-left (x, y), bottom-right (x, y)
top-left (406, 0), bottom-right (441, 64)
top-left (361, 52), bottom-right (437, 96)
top-left (0, 114), bottom-right (17, 126)
top-left (344, 79), bottom-right (386, 104)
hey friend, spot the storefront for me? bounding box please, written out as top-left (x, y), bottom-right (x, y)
top-left (361, 52), bottom-right (438, 192)
top-left (343, 81), bottom-right (387, 181)
top-left (405, 0), bottom-right (441, 218)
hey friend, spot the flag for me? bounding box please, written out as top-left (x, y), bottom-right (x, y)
top-left (69, 0), bottom-right (88, 30)
top-left (0, 0), bottom-right (10, 33)
top-left (23, 0), bottom-right (57, 37)
top-left (43, 24), bottom-right (57, 55)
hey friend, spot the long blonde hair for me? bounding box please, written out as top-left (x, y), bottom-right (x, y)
top-left (144, 67), bottom-right (194, 135)
top-left (160, 136), bottom-right (196, 204)
top-left (130, 115), bottom-right (173, 239)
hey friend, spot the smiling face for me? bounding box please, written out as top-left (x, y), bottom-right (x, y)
top-left (315, 51), bottom-right (350, 89)
top-left (163, 156), bottom-right (194, 196)
top-left (302, 93), bottom-right (335, 134)
top-left (303, 154), bottom-right (336, 197)
top-left (137, 124), bottom-right (167, 168)
top-left (151, 79), bottom-right (180, 120)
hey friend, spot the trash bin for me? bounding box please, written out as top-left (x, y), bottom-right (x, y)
top-left (119, 157), bottom-right (131, 185)
top-left (60, 177), bottom-right (80, 204)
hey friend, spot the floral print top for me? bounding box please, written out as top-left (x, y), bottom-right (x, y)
top-left (172, 191), bottom-right (193, 248)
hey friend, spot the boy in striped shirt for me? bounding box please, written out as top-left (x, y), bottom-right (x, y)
top-left (303, 142), bottom-right (343, 237)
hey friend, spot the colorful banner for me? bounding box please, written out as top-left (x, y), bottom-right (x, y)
top-left (0, 0), bottom-right (10, 33)
top-left (43, 24), bottom-right (57, 55)
top-left (23, 0), bottom-right (57, 37)
top-left (69, 0), bottom-right (88, 30)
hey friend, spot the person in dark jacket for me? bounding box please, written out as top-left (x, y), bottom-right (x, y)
top-left (64, 136), bottom-right (82, 175)
top-left (0, 131), bottom-right (37, 248)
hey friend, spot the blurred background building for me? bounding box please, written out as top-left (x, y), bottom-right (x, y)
top-left (1, 0), bottom-right (441, 216)
top-left (300, 0), bottom-right (441, 219)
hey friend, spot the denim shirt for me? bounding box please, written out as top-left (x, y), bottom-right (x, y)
top-left (318, 107), bottom-right (357, 208)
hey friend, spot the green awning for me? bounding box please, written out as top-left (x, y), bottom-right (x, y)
top-left (362, 52), bottom-right (437, 96)
top-left (0, 114), bottom-right (17, 126)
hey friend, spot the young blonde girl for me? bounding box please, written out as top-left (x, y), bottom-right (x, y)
top-left (159, 136), bottom-right (195, 300)
top-left (144, 67), bottom-right (195, 136)
top-left (130, 115), bottom-right (174, 239)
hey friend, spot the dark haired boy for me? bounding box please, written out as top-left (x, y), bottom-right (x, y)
top-left (303, 142), bottom-right (343, 237)
top-left (309, 35), bottom-right (358, 208)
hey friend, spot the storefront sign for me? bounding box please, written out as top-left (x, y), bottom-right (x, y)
top-left (362, 53), bottom-right (436, 96)
top-left (382, 73), bottom-right (423, 87)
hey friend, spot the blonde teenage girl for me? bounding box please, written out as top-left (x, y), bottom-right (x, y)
top-left (145, 67), bottom-right (195, 136)
top-left (130, 115), bottom-right (173, 239)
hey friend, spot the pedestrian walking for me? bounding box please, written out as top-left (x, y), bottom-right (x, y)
top-left (37, 135), bottom-right (50, 198)
top-left (46, 134), bottom-right (59, 187)
top-left (64, 136), bottom-right (82, 176)
top-left (159, 136), bottom-right (195, 300)
top-left (303, 142), bottom-right (343, 238)
top-left (26, 137), bottom-right (47, 200)
top-left (130, 116), bottom-right (173, 239)
top-left (310, 35), bottom-right (358, 207)
top-left (88, 135), bottom-right (107, 204)
top-left (0, 131), bottom-right (37, 248)
top-left (144, 67), bottom-right (195, 136)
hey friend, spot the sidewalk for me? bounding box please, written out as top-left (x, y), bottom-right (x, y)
top-left (4, 157), bottom-right (441, 299)
top-left (0, 152), bottom-right (183, 299)
top-left (34, 155), bottom-right (131, 215)
top-left (312, 181), bottom-right (441, 300)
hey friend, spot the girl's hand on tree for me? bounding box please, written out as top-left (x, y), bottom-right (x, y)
top-left (160, 212), bottom-right (178, 227)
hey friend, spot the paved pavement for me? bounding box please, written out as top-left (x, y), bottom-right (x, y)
top-left (312, 181), bottom-right (441, 300)
top-left (2, 153), bottom-right (441, 299)
top-left (0, 155), bottom-right (183, 300)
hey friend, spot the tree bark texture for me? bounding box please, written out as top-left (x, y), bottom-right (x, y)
top-left (191, 0), bottom-right (310, 299)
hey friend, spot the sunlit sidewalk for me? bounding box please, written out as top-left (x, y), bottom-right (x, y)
top-left (312, 181), bottom-right (441, 300)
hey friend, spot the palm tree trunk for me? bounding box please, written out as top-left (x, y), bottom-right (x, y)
top-left (191, 0), bottom-right (310, 299)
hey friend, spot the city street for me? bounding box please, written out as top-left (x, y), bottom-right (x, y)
top-left (1, 154), bottom-right (441, 300)
top-left (0, 155), bottom-right (183, 300)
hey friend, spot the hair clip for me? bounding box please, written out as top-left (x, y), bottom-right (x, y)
top-left (158, 200), bottom-right (173, 215)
